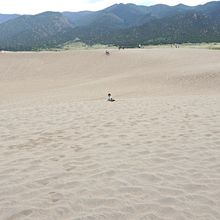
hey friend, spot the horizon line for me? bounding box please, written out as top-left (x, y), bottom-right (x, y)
top-left (0, 1), bottom-right (217, 15)
top-left (0, 0), bottom-right (220, 16)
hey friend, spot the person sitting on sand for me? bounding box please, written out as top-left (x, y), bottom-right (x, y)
top-left (107, 93), bottom-right (115, 102)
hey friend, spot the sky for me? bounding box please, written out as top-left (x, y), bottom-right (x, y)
top-left (0, 0), bottom-right (215, 14)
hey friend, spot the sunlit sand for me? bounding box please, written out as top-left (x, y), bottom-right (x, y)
top-left (0, 48), bottom-right (220, 220)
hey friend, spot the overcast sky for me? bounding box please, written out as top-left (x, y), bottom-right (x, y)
top-left (0, 0), bottom-right (215, 14)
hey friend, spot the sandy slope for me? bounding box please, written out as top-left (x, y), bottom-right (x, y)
top-left (0, 48), bottom-right (220, 220)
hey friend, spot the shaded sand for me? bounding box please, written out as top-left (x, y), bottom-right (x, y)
top-left (0, 48), bottom-right (220, 220)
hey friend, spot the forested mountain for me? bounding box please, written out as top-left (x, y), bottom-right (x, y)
top-left (0, 1), bottom-right (219, 50)
top-left (0, 12), bottom-right (74, 50)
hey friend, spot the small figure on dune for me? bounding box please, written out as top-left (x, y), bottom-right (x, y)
top-left (107, 93), bottom-right (115, 102)
top-left (105, 50), bottom-right (110, 56)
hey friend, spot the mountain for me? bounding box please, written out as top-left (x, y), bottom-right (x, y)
top-left (0, 14), bottom-right (20, 24)
top-left (63, 3), bottom-right (151, 28)
top-left (0, 12), bottom-right (75, 50)
top-left (101, 3), bottom-right (150, 27)
top-left (62, 3), bottom-right (193, 28)
top-left (62, 11), bottom-right (94, 27)
top-left (69, 1), bottom-right (220, 46)
top-left (107, 11), bottom-right (220, 46)
top-left (0, 1), bottom-right (220, 50)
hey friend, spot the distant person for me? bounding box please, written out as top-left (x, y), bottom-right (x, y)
top-left (105, 50), bottom-right (110, 55)
top-left (107, 93), bottom-right (115, 102)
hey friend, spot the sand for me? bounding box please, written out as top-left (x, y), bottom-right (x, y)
top-left (0, 48), bottom-right (220, 220)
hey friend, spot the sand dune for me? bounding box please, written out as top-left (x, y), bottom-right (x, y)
top-left (0, 48), bottom-right (220, 220)
top-left (1, 48), bottom-right (220, 101)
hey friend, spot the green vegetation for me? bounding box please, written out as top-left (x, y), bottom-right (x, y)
top-left (35, 42), bottom-right (116, 51)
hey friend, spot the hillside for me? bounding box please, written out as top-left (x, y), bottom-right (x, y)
top-left (0, 12), bottom-right (75, 50)
top-left (83, 11), bottom-right (220, 47)
top-left (0, 1), bottom-right (220, 50)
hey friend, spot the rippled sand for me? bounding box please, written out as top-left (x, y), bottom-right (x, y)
top-left (0, 49), bottom-right (220, 220)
